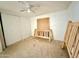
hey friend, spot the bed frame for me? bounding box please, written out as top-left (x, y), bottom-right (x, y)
top-left (62, 20), bottom-right (79, 58)
top-left (34, 17), bottom-right (54, 42)
top-left (34, 29), bottom-right (53, 42)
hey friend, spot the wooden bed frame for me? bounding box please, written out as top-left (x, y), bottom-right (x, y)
top-left (34, 29), bottom-right (53, 42)
top-left (34, 17), bottom-right (54, 42)
top-left (62, 20), bottom-right (79, 58)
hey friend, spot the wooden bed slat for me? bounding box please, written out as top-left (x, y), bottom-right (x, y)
top-left (62, 20), bottom-right (79, 58)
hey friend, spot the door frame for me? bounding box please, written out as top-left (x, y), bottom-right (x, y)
top-left (0, 12), bottom-right (7, 50)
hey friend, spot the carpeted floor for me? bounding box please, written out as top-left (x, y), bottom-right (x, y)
top-left (0, 37), bottom-right (69, 58)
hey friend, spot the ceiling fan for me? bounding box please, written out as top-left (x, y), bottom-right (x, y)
top-left (19, 1), bottom-right (40, 13)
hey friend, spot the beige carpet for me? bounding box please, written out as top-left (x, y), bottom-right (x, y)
top-left (0, 37), bottom-right (69, 58)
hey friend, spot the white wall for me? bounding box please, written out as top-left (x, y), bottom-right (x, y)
top-left (68, 2), bottom-right (79, 21)
top-left (1, 13), bottom-right (31, 46)
top-left (31, 1), bottom-right (79, 41)
top-left (31, 10), bottom-right (69, 41)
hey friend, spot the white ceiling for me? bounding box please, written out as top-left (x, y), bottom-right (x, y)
top-left (0, 1), bottom-right (71, 17)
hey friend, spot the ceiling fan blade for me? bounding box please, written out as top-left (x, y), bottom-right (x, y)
top-left (20, 9), bottom-right (25, 12)
top-left (31, 4), bottom-right (40, 8)
top-left (30, 9), bottom-right (36, 13)
top-left (18, 1), bottom-right (26, 5)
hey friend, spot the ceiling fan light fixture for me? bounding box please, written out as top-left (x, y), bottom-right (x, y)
top-left (19, 1), bottom-right (40, 13)
top-left (27, 8), bottom-right (31, 13)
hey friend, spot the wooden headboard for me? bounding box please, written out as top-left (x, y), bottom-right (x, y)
top-left (37, 17), bottom-right (50, 30)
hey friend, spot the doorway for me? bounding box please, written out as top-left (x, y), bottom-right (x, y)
top-left (0, 13), bottom-right (7, 52)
